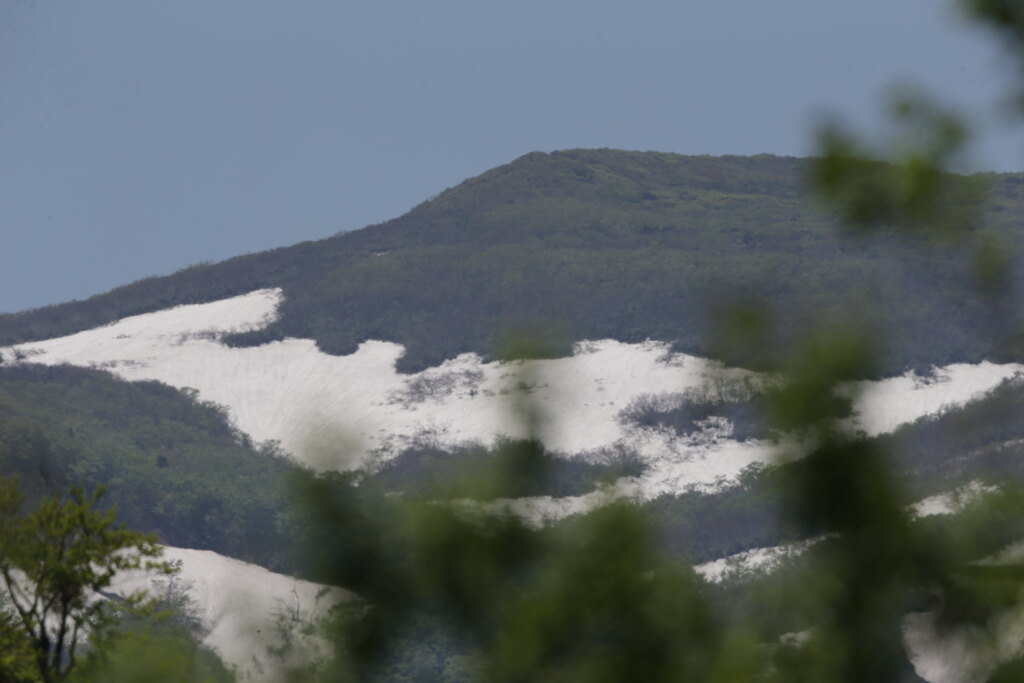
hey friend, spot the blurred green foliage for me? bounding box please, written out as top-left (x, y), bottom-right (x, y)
top-left (68, 626), bottom-right (233, 683)
top-left (289, 447), bottom-right (731, 682)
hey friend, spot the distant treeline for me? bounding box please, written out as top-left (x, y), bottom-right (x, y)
top-left (3, 151), bottom-right (1024, 375)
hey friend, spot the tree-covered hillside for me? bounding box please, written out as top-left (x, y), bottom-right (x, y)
top-left (0, 363), bottom-right (647, 575)
top-left (0, 363), bottom-right (299, 569)
top-left (3, 150), bottom-right (1023, 374)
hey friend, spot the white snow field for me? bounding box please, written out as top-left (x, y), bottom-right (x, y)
top-left (4, 289), bottom-right (1021, 516)
top-left (694, 538), bottom-right (823, 582)
top-left (110, 546), bottom-right (348, 682)
top-left (692, 481), bottom-right (994, 584)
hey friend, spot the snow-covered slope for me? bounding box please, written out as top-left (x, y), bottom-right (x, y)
top-left (111, 546), bottom-right (348, 682)
top-left (4, 289), bottom-right (1020, 512)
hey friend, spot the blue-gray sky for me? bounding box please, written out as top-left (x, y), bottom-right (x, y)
top-left (1, 0), bottom-right (1021, 313)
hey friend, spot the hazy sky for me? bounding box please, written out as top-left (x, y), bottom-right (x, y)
top-left (1, 0), bottom-right (1021, 313)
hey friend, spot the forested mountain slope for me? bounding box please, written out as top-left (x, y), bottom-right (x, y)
top-left (0, 358), bottom-right (644, 574)
top-left (6, 151), bottom-right (1024, 682)
top-left (4, 150), bottom-right (1024, 374)
top-left (0, 363), bottom-right (297, 568)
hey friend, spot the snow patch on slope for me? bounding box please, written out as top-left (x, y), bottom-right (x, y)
top-left (111, 546), bottom-right (348, 682)
top-left (847, 365), bottom-right (1023, 437)
top-left (5, 289), bottom-right (1021, 517)
top-left (695, 538), bottom-right (822, 582)
top-left (1, 290), bottom-right (765, 472)
top-left (911, 481), bottom-right (1000, 518)
top-left (694, 483), bottom-right (997, 586)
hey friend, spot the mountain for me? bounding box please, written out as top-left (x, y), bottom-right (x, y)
top-left (4, 149), bottom-right (1024, 681)
top-left (4, 150), bottom-right (1024, 375)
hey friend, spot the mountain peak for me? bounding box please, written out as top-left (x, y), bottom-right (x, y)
top-left (3, 150), bottom-right (1023, 375)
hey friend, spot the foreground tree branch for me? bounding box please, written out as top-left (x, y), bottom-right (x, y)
top-left (0, 478), bottom-right (172, 683)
